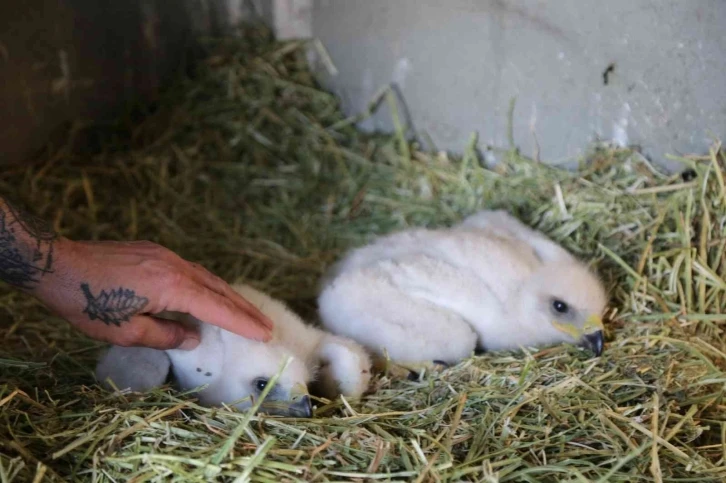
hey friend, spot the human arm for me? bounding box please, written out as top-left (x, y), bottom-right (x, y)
top-left (0, 195), bottom-right (273, 350)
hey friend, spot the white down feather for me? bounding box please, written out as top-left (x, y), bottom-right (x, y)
top-left (318, 209), bottom-right (608, 366)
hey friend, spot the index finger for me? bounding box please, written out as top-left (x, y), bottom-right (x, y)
top-left (165, 283), bottom-right (273, 342)
top-left (185, 263), bottom-right (274, 331)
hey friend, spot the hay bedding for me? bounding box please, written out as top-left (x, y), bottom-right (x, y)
top-left (0, 24), bottom-right (725, 482)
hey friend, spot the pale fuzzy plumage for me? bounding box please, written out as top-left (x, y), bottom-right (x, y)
top-left (318, 210), bottom-right (608, 366)
top-left (95, 283), bottom-right (372, 417)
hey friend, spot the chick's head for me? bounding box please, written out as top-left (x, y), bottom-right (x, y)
top-left (206, 340), bottom-right (315, 418)
top-left (516, 260), bottom-right (608, 356)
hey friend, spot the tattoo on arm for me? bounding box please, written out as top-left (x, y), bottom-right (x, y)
top-left (81, 283), bottom-right (150, 326)
top-left (0, 197), bottom-right (58, 290)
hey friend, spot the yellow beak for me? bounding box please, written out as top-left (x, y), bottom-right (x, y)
top-left (290, 382), bottom-right (309, 399)
top-left (582, 314), bottom-right (604, 335)
top-left (552, 314), bottom-right (604, 338)
top-left (551, 320), bottom-right (581, 339)
top-left (552, 314), bottom-right (605, 357)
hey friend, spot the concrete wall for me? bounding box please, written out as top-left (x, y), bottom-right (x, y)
top-left (2, 1), bottom-right (724, 171)
top-left (307, 0), bottom-right (726, 171)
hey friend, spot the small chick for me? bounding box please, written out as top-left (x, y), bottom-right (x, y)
top-left (317, 209), bottom-right (608, 370)
top-left (95, 283), bottom-right (372, 417)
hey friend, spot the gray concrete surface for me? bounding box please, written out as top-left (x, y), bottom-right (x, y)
top-left (2, 0), bottom-right (724, 171)
top-left (308, 0), bottom-right (726, 171)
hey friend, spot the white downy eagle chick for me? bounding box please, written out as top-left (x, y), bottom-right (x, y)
top-left (95, 283), bottom-right (372, 418)
top-left (317, 210), bottom-right (608, 369)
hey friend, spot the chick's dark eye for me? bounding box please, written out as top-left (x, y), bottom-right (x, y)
top-left (254, 378), bottom-right (268, 391)
top-left (552, 299), bottom-right (569, 314)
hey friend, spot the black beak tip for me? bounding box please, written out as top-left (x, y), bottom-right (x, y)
top-left (582, 330), bottom-right (604, 357)
top-left (258, 394), bottom-right (313, 418)
top-left (295, 394), bottom-right (313, 418)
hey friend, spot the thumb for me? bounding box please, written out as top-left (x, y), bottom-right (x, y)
top-left (124, 315), bottom-right (201, 351)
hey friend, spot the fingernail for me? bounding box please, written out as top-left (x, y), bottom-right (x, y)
top-left (178, 337), bottom-right (201, 350)
top-left (258, 328), bottom-right (273, 342)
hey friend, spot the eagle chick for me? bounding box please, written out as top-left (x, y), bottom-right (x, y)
top-left (95, 283), bottom-right (372, 417)
top-left (318, 209), bottom-right (608, 370)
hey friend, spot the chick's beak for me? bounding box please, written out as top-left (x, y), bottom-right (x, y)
top-left (580, 314), bottom-right (605, 357)
top-left (258, 382), bottom-right (313, 418)
top-left (581, 330), bottom-right (604, 357)
top-left (287, 383), bottom-right (313, 418)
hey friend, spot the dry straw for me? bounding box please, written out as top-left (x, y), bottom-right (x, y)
top-left (1, 25), bottom-right (725, 482)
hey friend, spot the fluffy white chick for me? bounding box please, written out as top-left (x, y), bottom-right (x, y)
top-left (95, 283), bottom-right (372, 417)
top-left (317, 209), bottom-right (608, 369)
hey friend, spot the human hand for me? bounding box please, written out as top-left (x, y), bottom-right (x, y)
top-left (33, 238), bottom-right (274, 350)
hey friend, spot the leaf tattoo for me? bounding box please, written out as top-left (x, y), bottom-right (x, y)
top-left (81, 283), bottom-right (150, 326)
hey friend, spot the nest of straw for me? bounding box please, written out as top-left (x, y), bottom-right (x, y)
top-left (1, 24), bottom-right (725, 483)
